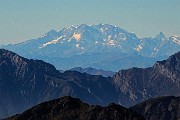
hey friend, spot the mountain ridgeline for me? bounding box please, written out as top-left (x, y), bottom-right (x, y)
top-left (1, 24), bottom-right (180, 71)
top-left (70, 67), bottom-right (115, 77)
top-left (131, 96), bottom-right (180, 120)
top-left (0, 49), bottom-right (118, 118)
top-left (4, 96), bottom-right (145, 120)
top-left (113, 51), bottom-right (180, 106)
top-left (5, 96), bottom-right (180, 120)
top-left (0, 49), bottom-right (180, 119)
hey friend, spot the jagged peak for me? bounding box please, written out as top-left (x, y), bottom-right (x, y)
top-left (0, 49), bottom-right (23, 58)
top-left (153, 51), bottom-right (180, 72)
top-left (155, 32), bottom-right (166, 39)
top-left (45, 29), bottom-right (58, 36)
top-left (0, 49), bottom-right (58, 74)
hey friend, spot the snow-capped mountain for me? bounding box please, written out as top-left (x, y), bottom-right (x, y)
top-left (1, 24), bottom-right (180, 71)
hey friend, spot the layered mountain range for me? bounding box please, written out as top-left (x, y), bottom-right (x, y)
top-left (1, 24), bottom-right (180, 71)
top-left (0, 49), bottom-right (117, 118)
top-left (0, 49), bottom-right (180, 119)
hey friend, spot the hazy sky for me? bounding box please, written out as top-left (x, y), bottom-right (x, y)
top-left (0, 0), bottom-right (180, 44)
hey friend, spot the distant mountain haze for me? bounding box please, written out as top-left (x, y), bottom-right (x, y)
top-left (70, 67), bottom-right (115, 77)
top-left (1, 24), bottom-right (180, 71)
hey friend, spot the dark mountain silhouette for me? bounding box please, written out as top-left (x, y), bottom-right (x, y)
top-left (0, 49), bottom-right (118, 119)
top-left (113, 51), bottom-right (180, 107)
top-left (0, 49), bottom-right (180, 119)
top-left (131, 96), bottom-right (180, 120)
top-left (4, 96), bottom-right (145, 120)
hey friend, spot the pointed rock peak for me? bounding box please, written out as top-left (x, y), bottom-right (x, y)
top-left (155, 32), bottom-right (166, 39)
top-left (98, 23), bottom-right (104, 26)
top-left (45, 29), bottom-right (58, 36)
top-left (153, 51), bottom-right (180, 71)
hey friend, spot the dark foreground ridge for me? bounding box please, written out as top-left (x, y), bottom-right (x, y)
top-left (131, 96), bottom-right (180, 120)
top-left (4, 96), bottom-right (145, 120)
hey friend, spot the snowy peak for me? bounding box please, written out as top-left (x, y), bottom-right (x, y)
top-left (72, 33), bottom-right (81, 41)
top-left (1, 24), bottom-right (180, 71)
top-left (37, 24), bottom-right (138, 53)
top-left (169, 35), bottom-right (180, 45)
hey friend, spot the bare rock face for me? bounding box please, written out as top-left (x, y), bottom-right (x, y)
top-left (0, 49), bottom-right (60, 118)
top-left (131, 96), bottom-right (180, 120)
top-left (4, 96), bottom-right (145, 120)
top-left (0, 49), bottom-right (118, 119)
top-left (113, 51), bottom-right (180, 107)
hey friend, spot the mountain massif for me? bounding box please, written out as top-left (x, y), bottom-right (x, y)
top-left (4, 96), bottom-right (145, 120)
top-left (0, 49), bottom-right (180, 119)
top-left (1, 24), bottom-right (180, 71)
top-left (0, 49), bottom-right (118, 118)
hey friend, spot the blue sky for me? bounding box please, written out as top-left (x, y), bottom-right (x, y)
top-left (0, 0), bottom-right (180, 44)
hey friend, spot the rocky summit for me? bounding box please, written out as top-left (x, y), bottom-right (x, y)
top-left (113, 51), bottom-right (180, 107)
top-left (4, 96), bottom-right (145, 120)
top-left (131, 96), bottom-right (180, 120)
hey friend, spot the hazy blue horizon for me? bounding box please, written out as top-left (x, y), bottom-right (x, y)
top-left (0, 0), bottom-right (180, 45)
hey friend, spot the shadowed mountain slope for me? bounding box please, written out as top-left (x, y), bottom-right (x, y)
top-left (4, 96), bottom-right (145, 120)
top-left (0, 49), bottom-right (180, 119)
top-left (0, 49), bottom-right (118, 118)
top-left (113, 51), bottom-right (180, 106)
top-left (131, 96), bottom-right (180, 120)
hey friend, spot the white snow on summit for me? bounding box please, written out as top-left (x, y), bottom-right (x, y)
top-left (39, 36), bottom-right (63, 48)
top-left (135, 45), bottom-right (142, 52)
top-left (171, 35), bottom-right (180, 45)
top-left (73, 33), bottom-right (81, 42)
top-left (108, 40), bottom-right (117, 46)
top-left (76, 44), bottom-right (80, 48)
